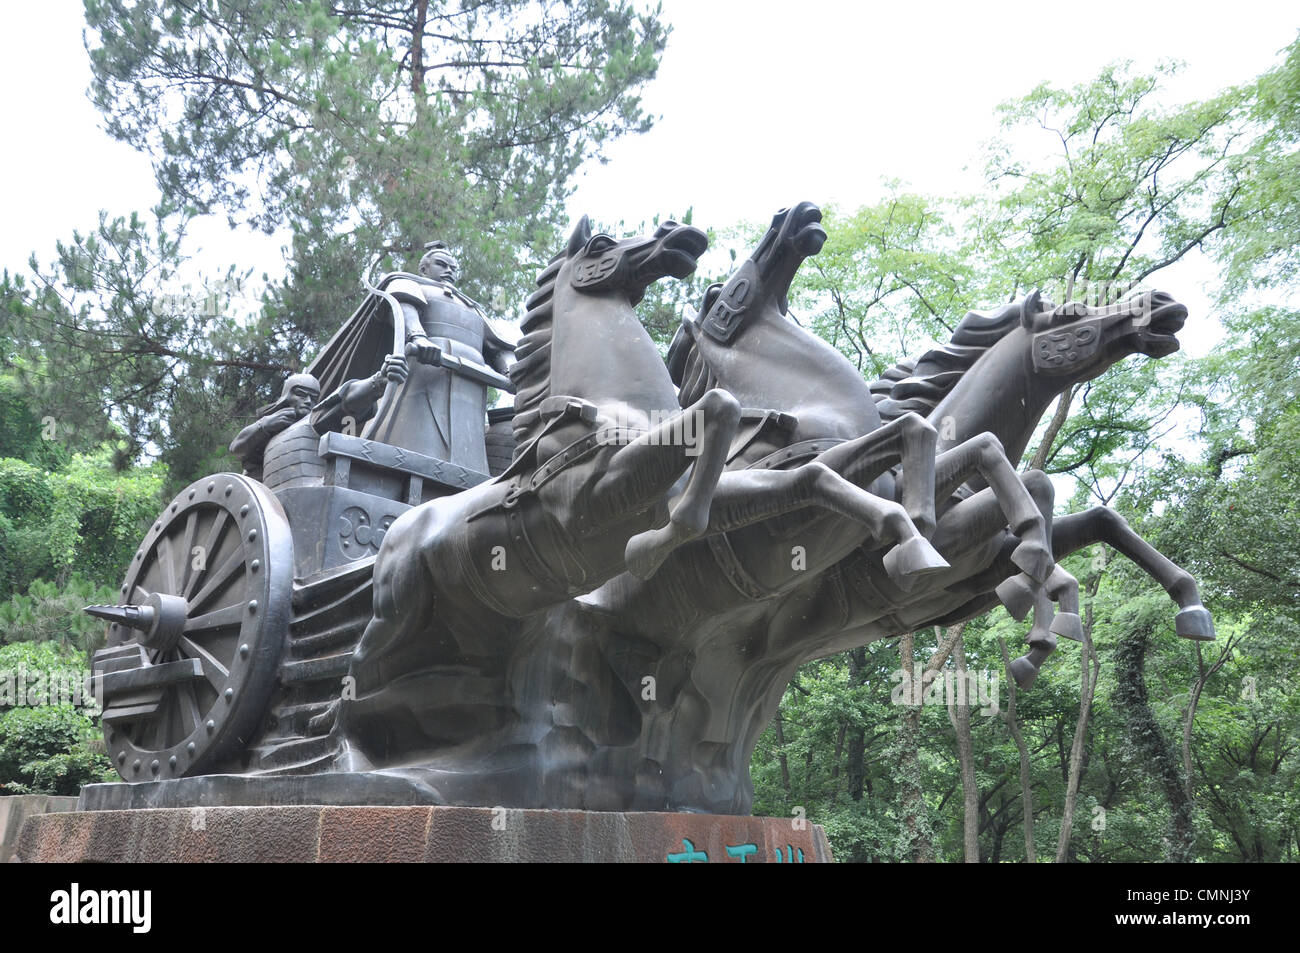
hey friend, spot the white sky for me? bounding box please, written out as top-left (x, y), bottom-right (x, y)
top-left (1, 0), bottom-right (1297, 356)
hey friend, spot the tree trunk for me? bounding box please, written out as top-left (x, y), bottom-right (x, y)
top-left (1028, 385), bottom-right (1075, 472)
top-left (1115, 614), bottom-right (1196, 862)
top-left (1055, 552), bottom-right (1104, 862)
top-left (829, 721), bottom-right (848, 806)
top-left (1182, 635), bottom-right (1237, 802)
top-left (947, 632), bottom-right (980, 862)
top-left (998, 636), bottom-right (1037, 863)
top-left (894, 627), bottom-right (965, 862)
top-left (896, 630), bottom-right (932, 862)
top-left (1056, 636), bottom-right (1099, 862)
top-left (410, 0), bottom-right (429, 95)
top-left (846, 647), bottom-right (867, 802)
top-left (773, 709), bottom-right (791, 797)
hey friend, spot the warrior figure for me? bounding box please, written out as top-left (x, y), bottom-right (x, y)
top-left (230, 356), bottom-right (408, 488)
top-left (229, 374), bottom-right (320, 481)
top-left (307, 242), bottom-right (514, 475)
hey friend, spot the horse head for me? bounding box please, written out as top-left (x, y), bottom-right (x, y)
top-left (553, 215), bottom-right (709, 310)
top-left (694, 201), bottom-right (827, 344)
top-left (920, 288), bottom-right (1190, 464)
top-left (1022, 289), bottom-right (1189, 383)
top-left (515, 215), bottom-right (710, 435)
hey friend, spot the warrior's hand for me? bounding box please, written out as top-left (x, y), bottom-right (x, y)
top-left (406, 335), bottom-right (443, 367)
top-left (381, 354), bottom-right (409, 385)
top-left (264, 407), bottom-right (303, 431)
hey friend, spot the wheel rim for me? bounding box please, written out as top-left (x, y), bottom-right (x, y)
top-left (95, 474), bottom-right (293, 780)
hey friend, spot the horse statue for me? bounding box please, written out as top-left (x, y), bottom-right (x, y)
top-left (564, 257), bottom-right (1214, 812)
top-left (329, 215), bottom-right (943, 777)
top-left (630, 287), bottom-right (1213, 812)
top-left (602, 205), bottom-right (1067, 670)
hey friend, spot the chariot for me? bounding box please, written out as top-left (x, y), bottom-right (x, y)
top-left (88, 391), bottom-right (517, 783)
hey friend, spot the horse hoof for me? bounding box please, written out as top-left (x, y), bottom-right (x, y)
top-left (1011, 540), bottom-right (1053, 583)
top-left (882, 536), bottom-right (950, 588)
top-left (995, 574), bottom-right (1038, 621)
top-left (1049, 611), bottom-right (1085, 642)
top-left (1008, 656), bottom-right (1040, 690)
top-left (1175, 605), bottom-right (1216, 641)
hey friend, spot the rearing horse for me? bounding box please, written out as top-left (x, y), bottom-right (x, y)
top-left (579, 289), bottom-right (1216, 813)
top-left (611, 204), bottom-right (1062, 635)
top-left (331, 215), bottom-right (945, 770)
top-left (776, 288), bottom-right (1214, 683)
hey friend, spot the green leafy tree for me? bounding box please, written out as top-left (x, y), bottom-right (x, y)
top-left (0, 641), bottom-right (115, 795)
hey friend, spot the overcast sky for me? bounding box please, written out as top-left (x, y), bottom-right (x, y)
top-left (2, 0), bottom-right (1296, 346)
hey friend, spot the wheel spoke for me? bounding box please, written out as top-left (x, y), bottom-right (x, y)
top-left (184, 602), bottom-right (245, 633)
top-left (184, 509), bottom-right (230, 601)
top-left (177, 509), bottom-right (199, 596)
top-left (177, 682), bottom-right (201, 733)
top-left (178, 634), bottom-right (230, 685)
top-left (146, 694), bottom-right (170, 750)
top-left (187, 545), bottom-right (247, 614)
top-left (156, 534), bottom-right (178, 596)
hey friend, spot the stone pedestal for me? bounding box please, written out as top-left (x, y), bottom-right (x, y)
top-left (17, 805), bottom-right (832, 863)
top-left (0, 795), bottom-right (78, 863)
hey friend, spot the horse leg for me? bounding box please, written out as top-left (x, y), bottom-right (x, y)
top-left (979, 470), bottom-right (1081, 644)
top-left (811, 411), bottom-right (939, 538)
top-left (1052, 507), bottom-right (1215, 641)
top-left (700, 461), bottom-right (948, 584)
top-left (1007, 588), bottom-right (1059, 690)
top-left (933, 435), bottom-right (1055, 584)
top-left (927, 468), bottom-right (1080, 647)
top-left (605, 388), bottom-right (741, 580)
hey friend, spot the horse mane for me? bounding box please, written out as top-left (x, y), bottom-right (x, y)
top-left (666, 284), bottom-right (724, 408)
top-left (507, 253), bottom-right (564, 449)
top-left (666, 323), bottom-right (717, 409)
top-left (871, 300), bottom-right (1023, 420)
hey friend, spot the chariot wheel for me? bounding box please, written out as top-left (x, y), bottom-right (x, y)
top-left (88, 474), bottom-right (294, 781)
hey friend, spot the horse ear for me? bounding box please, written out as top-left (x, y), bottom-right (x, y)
top-left (700, 282), bottom-right (723, 315)
top-left (1020, 289), bottom-right (1042, 328)
top-left (567, 216), bottom-right (592, 257)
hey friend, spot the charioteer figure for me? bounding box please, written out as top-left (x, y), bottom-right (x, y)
top-left (305, 241), bottom-right (515, 477)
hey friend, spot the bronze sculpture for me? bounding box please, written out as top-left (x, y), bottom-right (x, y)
top-left (307, 242), bottom-right (514, 476)
top-left (81, 208), bottom-right (1213, 815)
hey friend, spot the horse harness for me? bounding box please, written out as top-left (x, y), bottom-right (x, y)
top-left (471, 396), bottom-right (648, 596)
top-left (708, 434), bottom-right (848, 602)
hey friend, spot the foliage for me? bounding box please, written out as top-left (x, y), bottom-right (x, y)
top-left (0, 641), bottom-right (114, 796)
top-left (0, 578), bottom-right (120, 655)
top-left (791, 194), bottom-right (974, 375)
top-left (0, 447), bottom-right (164, 600)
